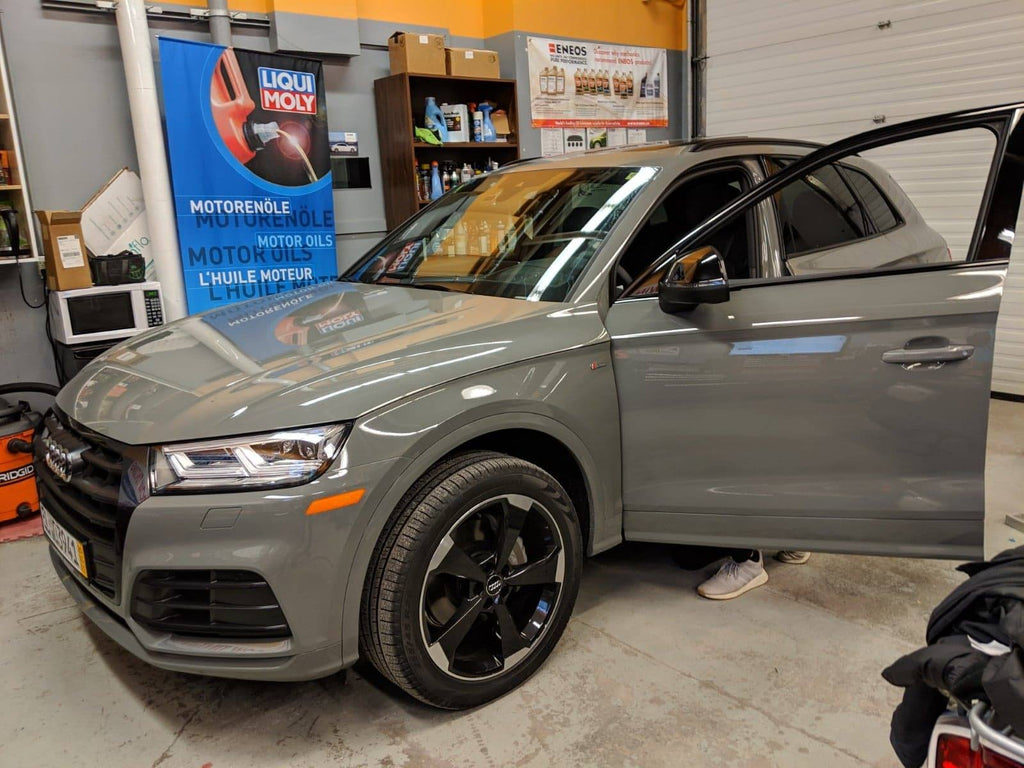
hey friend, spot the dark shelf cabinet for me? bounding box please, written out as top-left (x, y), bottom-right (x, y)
top-left (374, 72), bottom-right (521, 230)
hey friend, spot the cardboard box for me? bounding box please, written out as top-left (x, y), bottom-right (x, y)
top-left (388, 32), bottom-right (446, 76)
top-left (80, 168), bottom-right (154, 280)
top-left (445, 48), bottom-right (501, 79)
top-left (36, 210), bottom-right (92, 291)
top-left (491, 109), bottom-right (512, 138)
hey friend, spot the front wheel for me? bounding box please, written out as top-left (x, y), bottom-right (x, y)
top-left (360, 451), bottom-right (582, 709)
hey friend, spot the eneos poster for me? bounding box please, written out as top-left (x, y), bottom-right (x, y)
top-left (527, 36), bottom-right (668, 128)
top-left (159, 38), bottom-right (336, 314)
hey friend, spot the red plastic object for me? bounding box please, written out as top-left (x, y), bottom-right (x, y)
top-left (210, 48), bottom-right (256, 164)
top-left (938, 735), bottom-right (1023, 768)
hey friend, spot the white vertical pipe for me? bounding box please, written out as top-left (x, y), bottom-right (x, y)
top-left (207, 0), bottom-right (232, 47)
top-left (115, 0), bottom-right (187, 320)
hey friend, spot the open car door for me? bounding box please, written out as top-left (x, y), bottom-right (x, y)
top-left (607, 103), bottom-right (1024, 559)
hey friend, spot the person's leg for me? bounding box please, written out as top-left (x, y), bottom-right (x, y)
top-left (697, 549), bottom-right (768, 600)
top-left (775, 550), bottom-right (811, 564)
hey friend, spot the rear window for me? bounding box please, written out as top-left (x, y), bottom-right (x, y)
top-left (841, 166), bottom-right (901, 233)
top-left (773, 163), bottom-right (868, 256)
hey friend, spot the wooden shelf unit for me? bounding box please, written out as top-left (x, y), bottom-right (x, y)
top-left (374, 72), bottom-right (521, 230)
top-left (0, 21), bottom-right (39, 263)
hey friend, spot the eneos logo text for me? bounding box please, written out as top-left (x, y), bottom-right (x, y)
top-left (257, 67), bottom-right (316, 114)
top-left (548, 43), bottom-right (587, 57)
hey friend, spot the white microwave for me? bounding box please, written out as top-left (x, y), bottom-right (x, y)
top-left (49, 281), bottom-right (165, 345)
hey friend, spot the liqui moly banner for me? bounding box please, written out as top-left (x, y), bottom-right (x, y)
top-left (159, 39), bottom-right (336, 314)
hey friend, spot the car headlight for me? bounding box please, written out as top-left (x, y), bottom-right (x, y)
top-left (150, 424), bottom-right (349, 493)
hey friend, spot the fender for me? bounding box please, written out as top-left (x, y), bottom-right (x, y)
top-left (335, 346), bottom-right (623, 667)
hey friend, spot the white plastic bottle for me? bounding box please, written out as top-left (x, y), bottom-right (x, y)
top-left (455, 221), bottom-right (468, 256)
top-left (496, 219), bottom-right (507, 251)
top-left (479, 220), bottom-right (491, 253)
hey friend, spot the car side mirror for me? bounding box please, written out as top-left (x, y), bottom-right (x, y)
top-left (658, 246), bottom-right (730, 313)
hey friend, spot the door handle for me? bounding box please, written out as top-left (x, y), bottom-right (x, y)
top-left (882, 344), bottom-right (975, 365)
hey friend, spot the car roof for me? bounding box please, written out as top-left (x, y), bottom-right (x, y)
top-left (505, 136), bottom-right (825, 174)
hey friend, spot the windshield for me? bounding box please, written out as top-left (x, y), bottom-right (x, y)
top-left (344, 165), bottom-right (657, 302)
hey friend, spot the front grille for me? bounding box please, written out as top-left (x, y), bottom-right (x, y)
top-left (34, 411), bottom-right (130, 601)
top-left (131, 570), bottom-right (291, 639)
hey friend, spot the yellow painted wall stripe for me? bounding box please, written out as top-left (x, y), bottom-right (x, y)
top-left (174, 0), bottom-right (272, 13)
top-left (497, 1), bottom-right (686, 51)
top-left (270, 0), bottom-right (358, 19)
top-left (171, 0), bottom-right (685, 50)
top-left (358, 0), bottom-right (485, 38)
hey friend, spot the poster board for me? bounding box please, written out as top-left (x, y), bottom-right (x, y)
top-left (528, 36), bottom-right (668, 129)
top-left (160, 39), bottom-right (336, 314)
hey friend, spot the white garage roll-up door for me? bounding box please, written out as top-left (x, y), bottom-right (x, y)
top-left (704, 0), bottom-right (1024, 395)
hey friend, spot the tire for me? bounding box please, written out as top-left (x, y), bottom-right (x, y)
top-left (360, 450), bottom-right (582, 709)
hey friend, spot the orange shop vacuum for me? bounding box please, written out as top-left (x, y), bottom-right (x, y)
top-left (0, 382), bottom-right (59, 524)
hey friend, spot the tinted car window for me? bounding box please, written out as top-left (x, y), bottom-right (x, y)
top-left (841, 166), bottom-right (900, 233)
top-left (773, 162), bottom-right (867, 256)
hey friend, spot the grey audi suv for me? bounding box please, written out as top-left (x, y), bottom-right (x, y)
top-left (36, 103), bottom-right (1024, 708)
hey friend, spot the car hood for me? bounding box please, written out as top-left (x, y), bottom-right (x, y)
top-left (57, 282), bottom-right (607, 445)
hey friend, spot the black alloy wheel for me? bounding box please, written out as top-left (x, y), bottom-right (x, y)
top-left (419, 492), bottom-right (566, 680)
top-left (360, 451), bottom-right (582, 709)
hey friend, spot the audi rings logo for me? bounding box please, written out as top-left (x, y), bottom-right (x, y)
top-left (43, 435), bottom-right (83, 484)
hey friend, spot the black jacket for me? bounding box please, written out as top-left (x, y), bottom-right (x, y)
top-left (882, 546), bottom-right (1024, 768)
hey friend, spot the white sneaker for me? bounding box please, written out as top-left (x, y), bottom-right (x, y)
top-left (775, 550), bottom-right (811, 565)
top-left (697, 558), bottom-right (768, 600)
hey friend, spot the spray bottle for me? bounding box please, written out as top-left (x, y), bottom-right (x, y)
top-left (478, 103), bottom-right (497, 142)
top-left (424, 97), bottom-right (450, 142)
top-left (430, 161), bottom-right (443, 200)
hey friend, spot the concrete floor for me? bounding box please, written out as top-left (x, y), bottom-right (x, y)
top-left (2, 401), bottom-right (1022, 768)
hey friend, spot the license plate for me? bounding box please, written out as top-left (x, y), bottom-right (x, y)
top-left (41, 504), bottom-right (89, 578)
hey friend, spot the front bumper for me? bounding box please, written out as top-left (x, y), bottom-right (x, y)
top-left (47, 456), bottom-right (402, 681)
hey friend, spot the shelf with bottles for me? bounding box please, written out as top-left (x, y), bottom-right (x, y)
top-left (413, 159), bottom-right (503, 206)
top-left (0, 21), bottom-right (39, 265)
top-left (375, 71), bottom-right (521, 229)
top-left (412, 141), bottom-right (518, 150)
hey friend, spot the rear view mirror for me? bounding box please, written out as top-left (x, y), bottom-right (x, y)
top-left (658, 246), bottom-right (730, 313)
